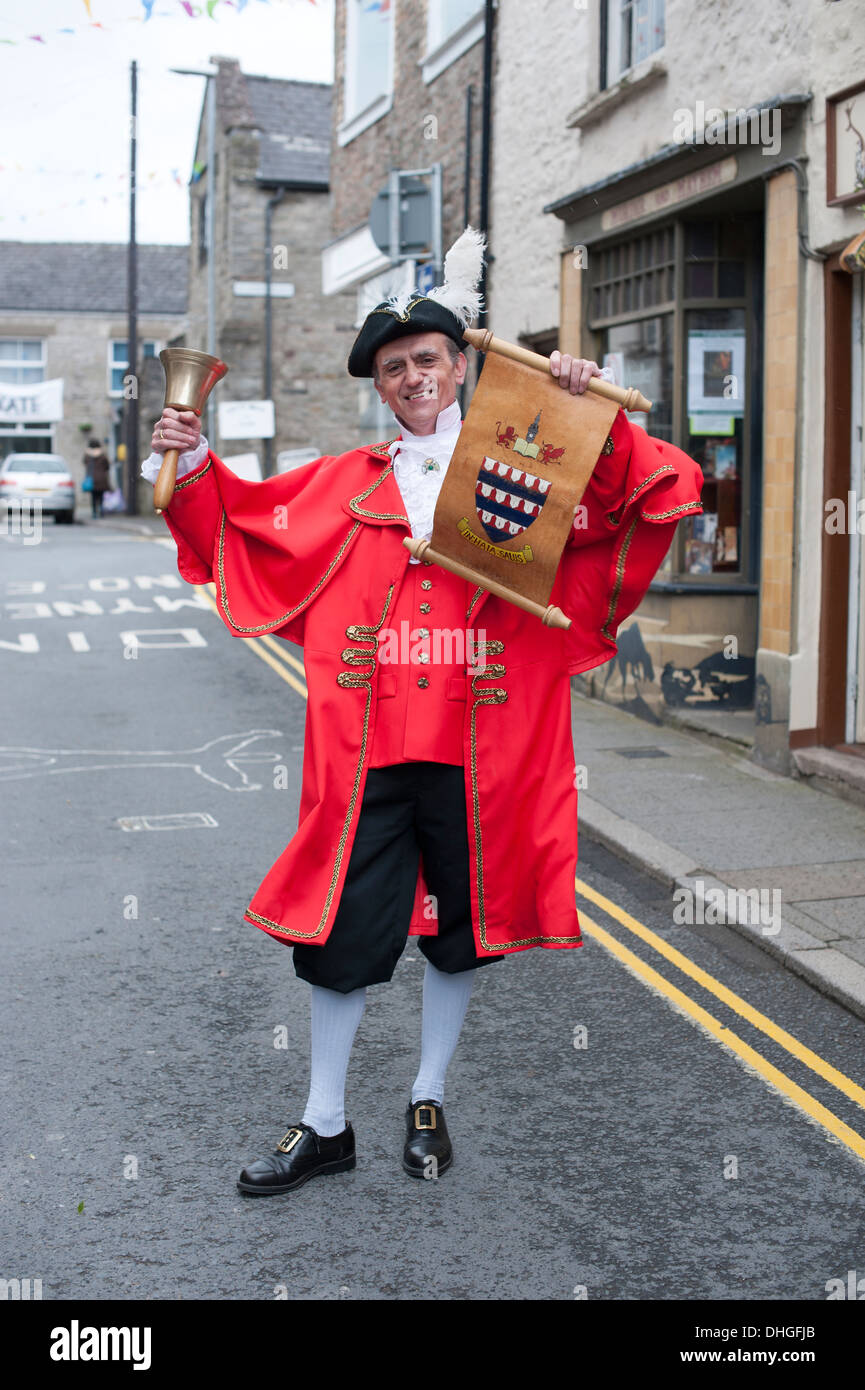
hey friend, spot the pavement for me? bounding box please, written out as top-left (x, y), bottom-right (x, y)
top-left (571, 689), bottom-right (865, 1023)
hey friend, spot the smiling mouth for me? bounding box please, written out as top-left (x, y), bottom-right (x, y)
top-left (406, 380), bottom-right (438, 402)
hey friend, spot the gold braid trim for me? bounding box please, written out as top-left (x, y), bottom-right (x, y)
top-left (369, 297), bottom-right (426, 324)
top-left (601, 516), bottom-right (639, 643)
top-left (466, 584), bottom-right (485, 622)
top-left (348, 460), bottom-right (410, 522)
top-left (172, 458), bottom-right (212, 492)
top-left (468, 648), bottom-right (582, 951)
top-left (247, 584), bottom-right (396, 940)
top-left (641, 499), bottom-right (703, 520)
top-left (215, 509), bottom-right (361, 635)
top-left (368, 440), bottom-right (397, 456)
top-left (605, 464), bottom-right (676, 525)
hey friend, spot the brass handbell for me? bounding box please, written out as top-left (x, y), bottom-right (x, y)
top-left (153, 347), bottom-right (228, 512)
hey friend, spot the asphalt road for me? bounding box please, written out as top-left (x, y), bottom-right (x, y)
top-left (2, 513), bottom-right (865, 1307)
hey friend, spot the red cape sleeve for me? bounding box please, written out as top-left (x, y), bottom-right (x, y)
top-left (556, 411), bottom-right (704, 674)
top-left (158, 449), bottom-right (357, 643)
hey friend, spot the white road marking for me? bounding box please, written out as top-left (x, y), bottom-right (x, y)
top-left (0, 730), bottom-right (285, 791)
top-left (118, 812), bottom-right (219, 832)
top-left (118, 627), bottom-right (208, 650)
top-left (67, 632), bottom-right (90, 652)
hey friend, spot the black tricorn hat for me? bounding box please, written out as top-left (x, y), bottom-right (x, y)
top-left (347, 227), bottom-right (485, 379)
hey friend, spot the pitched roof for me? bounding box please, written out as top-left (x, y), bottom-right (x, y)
top-left (244, 75), bottom-right (331, 187)
top-left (0, 242), bottom-right (188, 315)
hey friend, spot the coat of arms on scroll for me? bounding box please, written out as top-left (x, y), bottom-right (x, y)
top-left (421, 346), bottom-right (621, 628)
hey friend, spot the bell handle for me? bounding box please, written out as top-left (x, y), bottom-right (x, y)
top-left (153, 449), bottom-right (179, 514)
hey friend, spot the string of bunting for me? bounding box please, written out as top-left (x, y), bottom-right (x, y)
top-left (0, 172), bottom-right (196, 223)
top-left (0, 164), bottom-right (204, 182)
top-left (0, 0), bottom-right (319, 45)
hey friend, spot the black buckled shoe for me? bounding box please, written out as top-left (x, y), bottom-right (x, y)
top-left (237, 1121), bottom-right (355, 1196)
top-left (403, 1099), bottom-right (452, 1179)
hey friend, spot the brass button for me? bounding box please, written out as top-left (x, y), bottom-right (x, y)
top-left (417, 651), bottom-right (430, 664)
top-left (420, 602), bottom-right (431, 614)
top-left (421, 580), bottom-right (432, 590)
top-left (423, 559), bottom-right (433, 566)
top-left (418, 628), bottom-right (430, 639)
top-left (417, 676), bottom-right (430, 689)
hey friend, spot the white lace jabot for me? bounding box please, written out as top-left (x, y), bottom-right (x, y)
top-left (388, 400), bottom-right (462, 561)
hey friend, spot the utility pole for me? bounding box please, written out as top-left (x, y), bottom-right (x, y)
top-left (264, 187), bottom-right (286, 478)
top-left (125, 59), bottom-right (139, 515)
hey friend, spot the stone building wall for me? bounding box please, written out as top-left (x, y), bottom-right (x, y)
top-left (185, 63), bottom-right (358, 471)
top-left (0, 307), bottom-right (183, 479)
top-left (330, 1), bottom-right (485, 249)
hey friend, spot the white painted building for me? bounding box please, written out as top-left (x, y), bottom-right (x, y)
top-left (489, 0), bottom-right (865, 786)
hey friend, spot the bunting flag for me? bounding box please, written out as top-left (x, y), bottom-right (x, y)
top-left (0, 0), bottom-right (318, 45)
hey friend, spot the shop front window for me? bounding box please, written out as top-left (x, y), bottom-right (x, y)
top-left (681, 306), bottom-right (746, 575)
top-left (602, 314), bottom-right (673, 442)
top-left (589, 213), bottom-right (755, 584)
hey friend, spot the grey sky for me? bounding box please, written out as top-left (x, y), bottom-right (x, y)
top-left (0, 0), bottom-right (334, 244)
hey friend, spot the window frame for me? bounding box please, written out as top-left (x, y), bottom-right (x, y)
top-left (0, 338), bottom-right (47, 386)
top-left (338, 0), bottom-right (396, 147)
top-left (587, 212), bottom-right (760, 588)
top-left (107, 339), bottom-right (159, 398)
top-left (602, 0), bottom-right (665, 90)
top-left (421, 0), bottom-right (485, 84)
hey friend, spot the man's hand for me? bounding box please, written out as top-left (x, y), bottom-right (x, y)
top-left (549, 351), bottom-right (603, 395)
top-left (150, 407), bottom-right (201, 455)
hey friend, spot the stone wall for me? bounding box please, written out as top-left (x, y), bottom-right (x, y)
top-left (330, 1), bottom-right (485, 249)
top-left (185, 63), bottom-right (359, 470)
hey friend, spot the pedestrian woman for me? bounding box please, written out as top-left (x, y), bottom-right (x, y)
top-left (83, 438), bottom-right (111, 518)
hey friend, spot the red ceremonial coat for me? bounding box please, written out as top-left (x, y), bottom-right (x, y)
top-left (160, 409), bottom-right (702, 959)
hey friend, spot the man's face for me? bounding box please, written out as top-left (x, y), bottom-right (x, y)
top-left (372, 331), bottom-right (467, 434)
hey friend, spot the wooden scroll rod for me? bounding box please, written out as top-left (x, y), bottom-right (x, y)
top-left (403, 536), bottom-right (572, 630)
top-left (462, 328), bottom-right (652, 414)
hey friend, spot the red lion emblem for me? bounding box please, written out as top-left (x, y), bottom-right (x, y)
top-left (539, 442), bottom-right (565, 466)
top-left (495, 421), bottom-right (518, 449)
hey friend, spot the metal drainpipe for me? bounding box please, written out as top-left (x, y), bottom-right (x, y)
top-left (264, 187), bottom-right (287, 477)
top-left (478, 0), bottom-right (494, 332)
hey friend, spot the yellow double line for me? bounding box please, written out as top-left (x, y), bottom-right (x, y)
top-left (195, 583), bottom-right (309, 699)
top-left (193, 579), bottom-right (865, 1163)
top-left (575, 874), bottom-right (865, 1165)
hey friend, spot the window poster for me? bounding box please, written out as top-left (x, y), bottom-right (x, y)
top-left (687, 329), bottom-right (745, 416)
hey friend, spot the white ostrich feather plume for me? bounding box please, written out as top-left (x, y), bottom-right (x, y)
top-left (382, 286), bottom-right (416, 316)
top-left (426, 226), bottom-right (486, 328)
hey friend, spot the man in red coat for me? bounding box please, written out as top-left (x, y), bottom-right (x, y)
top-left (143, 231), bottom-right (702, 1195)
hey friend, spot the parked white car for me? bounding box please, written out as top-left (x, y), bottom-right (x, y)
top-left (0, 453), bottom-right (76, 522)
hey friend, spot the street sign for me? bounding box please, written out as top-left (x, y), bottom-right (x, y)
top-left (416, 263), bottom-right (436, 295)
top-left (218, 400), bottom-right (275, 440)
top-left (232, 281), bottom-right (295, 298)
top-left (368, 165), bottom-right (442, 268)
